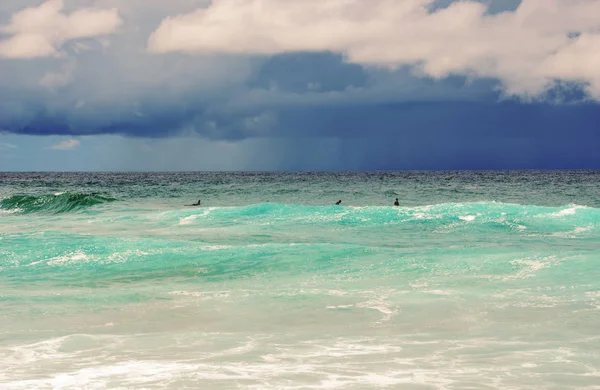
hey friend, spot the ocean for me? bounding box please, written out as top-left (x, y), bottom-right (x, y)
top-left (1, 171), bottom-right (599, 389)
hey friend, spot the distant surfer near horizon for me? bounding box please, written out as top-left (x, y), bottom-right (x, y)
top-left (335, 200), bottom-right (342, 205)
top-left (187, 199), bottom-right (201, 206)
top-left (394, 198), bottom-right (399, 206)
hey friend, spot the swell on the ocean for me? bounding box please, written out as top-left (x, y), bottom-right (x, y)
top-left (0, 193), bottom-right (118, 214)
top-left (166, 202), bottom-right (600, 228)
top-left (2, 172), bottom-right (600, 390)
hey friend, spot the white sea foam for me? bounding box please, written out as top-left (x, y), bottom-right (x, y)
top-left (573, 226), bottom-right (592, 234)
top-left (505, 258), bottom-right (552, 280)
top-left (326, 305), bottom-right (354, 310)
top-left (459, 215), bottom-right (476, 222)
top-left (551, 225), bottom-right (593, 238)
top-left (356, 297), bottom-right (399, 324)
top-left (178, 215), bottom-right (198, 225)
top-left (7, 336), bottom-right (69, 364)
top-left (422, 289), bottom-right (454, 296)
top-left (169, 290), bottom-right (229, 299)
top-left (199, 245), bottom-right (232, 251)
top-left (586, 291), bottom-right (600, 298)
top-left (3, 334), bottom-right (119, 368)
top-left (107, 249), bottom-right (150, 263)
top-left (2, 331), bottom-right (599, 389)
top-left (0, 208), bottom-right (21, 214)
top-left (550, 206), bottom-right (581, 217)
top-left (178, 209), bottom-right (211, 225)
top-left (1, 361), bottom-right (201, 389)
top-left (25, 260), bottom-right (45, 267)
top-left (47, 251), bottom-right (90, 266)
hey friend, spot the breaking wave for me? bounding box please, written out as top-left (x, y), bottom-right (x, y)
top-left (166, 202), bottom-right (600, 227)
top-left (0, 193), bottom-right (118, 214)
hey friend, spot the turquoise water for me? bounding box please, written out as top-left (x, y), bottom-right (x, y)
top-left (1, 172), bottom-right (599, 389)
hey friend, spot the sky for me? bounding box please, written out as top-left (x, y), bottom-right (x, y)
top-left (1, 0), bottom-right (600, 171)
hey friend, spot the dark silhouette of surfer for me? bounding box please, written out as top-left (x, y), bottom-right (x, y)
top-left (335, 200), bottom-right (342, 205)
top-left (187, 200), bottom-right (201, 206)
top-left (394, 198), bottom-right (399, 206)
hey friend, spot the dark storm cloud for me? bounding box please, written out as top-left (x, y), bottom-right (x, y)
top-left (247, 52), bottom-right (368, 93)
top-left (2, 0), bottom-right (600, 170)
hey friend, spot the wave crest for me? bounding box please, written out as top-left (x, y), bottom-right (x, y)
top-left (0, 193), bottom-right (117, 214)
top-left (167, 202), bottom-right (600, 229)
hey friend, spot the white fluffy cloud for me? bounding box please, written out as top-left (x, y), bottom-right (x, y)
top-left (0, 0), bottom-right (122, 59)
top-left (50, 138), bottom-right (80, 150)
top-left (148, 0), bottom-right (600, 98)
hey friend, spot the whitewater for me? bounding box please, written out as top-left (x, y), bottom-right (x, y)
top-left (1, 171), bottom-right (599, 389)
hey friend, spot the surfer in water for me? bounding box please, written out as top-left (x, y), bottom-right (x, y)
top-left (394, 198), bottom-right (399, 206)
top-left (335, 200), bottom-right (342, 205)
top-left (187, 200), bottom-right (201, 206)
